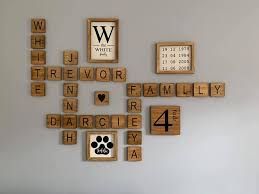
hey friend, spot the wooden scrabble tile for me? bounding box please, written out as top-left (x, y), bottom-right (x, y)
top-left (63, 114), bottom-right (77, 129)
top-left (63, 67), bottom-right (78, 81)
top-left (127, 131), bottom-right (142, 145)
top-left (127, 83), bottom-right (142, 97)
top-left (46, 114), bottom-right (61, 128)
top-left (127, 114), bottom-right (142, 129)
top-left (96, 67), bottom-right (110, 82)
top-left (31, 18), bottom-right (46, 33)
top-left (63, 130), bottom-right (77, 145)
top-left (112, 67), bottom-right (126, 82)
top-left (79, 115), bottom-right (94, 129)
top-left (63, 50), bottom-right (78, 65)
top-left (143, 83), bottom-right (158, 97)
top-left (31, 50), bottom-right (46, 65)
top-left (150, 106), bottom-right (180, 135)
top-left (95, 91), bottom-right (109, 105)
top-left (79, 67), bottom-right (94, 81)
top-left (63, 83), bottom-right (78, 97)
top-left (31, 66), bottom-right (45, 80)
top-left (193, 83), bottom-right (209, 97)
top-left (31, 35), bottom-right (45, 49)
top-left (127, 146), bottom-right (142, 161)
top-left (95, 115), bottom-right (110, 129)
top-left (47, 66), bottom-right (62, 80)
top-left (31, 82), bottom-right (45, 96)
top-left (210, 83), bottom-right (225, 97)
top-left (63, 98), bottom-right (78, 113)
top-left (176, 83), bottom-right (193, 97)
top-left (160, 83), bottom-right (175, 97)
top-left (127, 98), bottom-right (141, 113)
top-left (111, 115), bottom-right (126, 129)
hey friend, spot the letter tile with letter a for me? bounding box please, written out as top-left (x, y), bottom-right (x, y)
top-left (127, 146), bottom-right (142, 161)
top-left (46, 114), bottom-right (61, 128)
top-left (143, 83), bottom-right (158, 97)
top-left (150, 106), bottom-right (180, 135)
top-left (63, 130), bottom-right (77, 145)
top-left (63, 114), bottom-right (77, 129)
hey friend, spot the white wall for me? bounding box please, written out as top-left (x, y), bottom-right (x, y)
top-left (0, 0), bottom-right (259, 193)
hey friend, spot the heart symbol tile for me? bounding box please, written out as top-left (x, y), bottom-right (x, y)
top-left (98, 94), bottom-right (106, 102)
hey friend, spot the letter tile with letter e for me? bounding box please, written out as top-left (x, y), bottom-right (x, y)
top-left (63, 67), bottom-right (78, 81)
top-left (127, 146), bottom-right (142, 161)
top-left (31, 82), bottom-right (45, 96)
top-left (150, 106), bottom-right (180, 135)
top-left (127, 114), bottom-right (142, 129)
top-left (63, 130), bottom-right (77, 145)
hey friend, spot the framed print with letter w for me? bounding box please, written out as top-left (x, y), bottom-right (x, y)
top-left (156, 42), bottom-right (195, 74)
top-left (87, 18), bottom-right (119, 63)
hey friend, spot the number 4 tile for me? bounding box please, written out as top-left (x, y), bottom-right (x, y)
top-left (150, 106), bottom-right (180, 135)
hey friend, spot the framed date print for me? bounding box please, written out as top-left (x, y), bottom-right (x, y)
top-left (156, 42), bottom-right (195, 74)
top-left (87, 18), bottom-right (119, 63)
top-left (87, 131), bottom-right (118, 161)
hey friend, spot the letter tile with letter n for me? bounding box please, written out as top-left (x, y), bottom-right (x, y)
top-left (127, 114), bottom-right (142, 129)
top-left (63, 83), bottom-right (78, 97)
top-left (31, 35), bottom-right (45, 49)
top-left (112, 67), bottom-right (126, 82)
top-left (127, 98), bottom-right (141, 113)
top-left (127, 146), bottom-right (142, 161)
top-left (160, 83), bottom-right (175, 97)
top-left (127, 83), bottom-right (142, 97)
top-left (46, 114), bottom-right (61, 128)
top-left (31, 66), bottom-right (45, 80)
top-left (63, 98), bottom-right (78, 113)
top-left (111, 115), bottom-right (126, 129)
top-left (79, 115), bottom-right (94, 129)
top-left (31, 50), bottom-right (46, 65)
top-left (210, 82), bottom-right (225, 97)
top-left (95, 115), bottom-right (110, 129)
top-left (63, 114), bottom-right (77, 129)
top-left (193, 83), bottom-right (209, 97)
top-left (31, 18), bottom-right (46, 33)
top-left (143, 83), bottom-right (159, 97)
top-left (176, 83), bottom-right (193, 97)
top-left (79, 67), bottom-right (94, 81)
top-left (63, 130), bottom-right (77, 145)
top-left (63, 50), bottom-right (78, 65)
top-left (150, 106), bottom-right (180, 135)
top-left (47, 66), bottom-right (62, 81)
top-left (127, 131), bottom-right (142, 145)
top-left (31, 82), bottom-right (45, 96)
top-left (63, 67), bottom-right (78, 81)
top-left (96, 67), bottom-right (110, 82)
